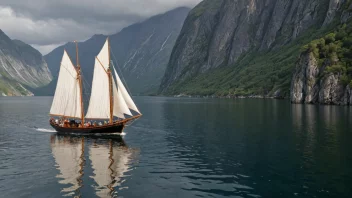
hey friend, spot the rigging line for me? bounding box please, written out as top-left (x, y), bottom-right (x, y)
top-left (60, 63), bottom-right (77, 80)
top-left (81, 74), bottom-right (91, 95)
top-left (110, 48), bottom-right (133, 96)
top-left (79, 70), bottom-right (90, 89)
top-left (83, 83), bottom-right (90, 96)
top-left (80, 73), bottom-right (92, 104)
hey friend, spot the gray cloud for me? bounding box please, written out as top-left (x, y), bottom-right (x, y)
top-left (0, 0), bottom-right (201, 54)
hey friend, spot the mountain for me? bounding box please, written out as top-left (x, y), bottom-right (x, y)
top-left (0, 30), bottom-right (52, 96)
top-left (36, 7), bottom-right (191, 96)
top-left (159, 0), bottom-right (352, 102)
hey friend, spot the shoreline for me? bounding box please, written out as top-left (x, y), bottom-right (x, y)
top-left (3, 94), bottom-right (351, 106)
top-left (169, 94), bottom-right (352, 106)
top-left (171, 94), bottom-right (287, 100)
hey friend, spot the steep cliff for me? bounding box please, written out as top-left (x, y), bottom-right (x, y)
top-left (160, 0), bottom-right (352, 98)
top-left (291, 22), bottom-right (352, 105)
top-left (0, 30), bottom-right (52, 96)
top-left (36, 7), bottom-right (190, 96)
top-left (291, 52), bottom-right (320, 103)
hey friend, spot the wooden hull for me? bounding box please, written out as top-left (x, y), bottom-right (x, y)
top-left (50, 115), bottom-right (141, 134)
top-left (50, 122), bottom-right (125, 134)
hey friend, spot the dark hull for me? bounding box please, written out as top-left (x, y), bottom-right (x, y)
top-left (50, 122), bottom-right (125, 134)
top-left (50, 115), bottom-right (141, 134)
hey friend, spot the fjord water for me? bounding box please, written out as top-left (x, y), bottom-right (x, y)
top-left (0, 97), bottom-right (351, 198)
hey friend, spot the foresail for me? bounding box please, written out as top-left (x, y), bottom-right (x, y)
top-left (50, 50), bottom-right (82, 118)
top-left (85, 58), bottom-right (110, 119)
top-left (113, 77), bottom-right (132, 118)
top-left (112, 66), bottom-right (141, 114)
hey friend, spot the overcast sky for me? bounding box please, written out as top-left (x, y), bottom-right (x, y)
top-left (0, 0), bottom-right (201, 55)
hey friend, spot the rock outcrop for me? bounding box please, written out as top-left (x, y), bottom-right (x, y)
top-left (343, 85), bottom-right (352, 105)
top-left (0, 30), bottom-right (52, 96)
top-left (318, 73), bottom-right (346, 105)
top-left (291, 51), bottom-right (352, 105)
top-left (291, 52), bottom-right (320, 103)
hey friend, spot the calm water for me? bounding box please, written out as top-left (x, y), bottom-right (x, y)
top-left (0, 97), bottom-right (351, 198)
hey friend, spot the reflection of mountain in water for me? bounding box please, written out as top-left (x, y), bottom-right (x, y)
top-left (50, 135), bottom-right (137, 197)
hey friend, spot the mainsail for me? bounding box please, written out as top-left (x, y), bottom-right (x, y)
top-left (85, 57), bottom-right (111, 119)
top-left (50, 50), bottom-right (82, 118)
top-left (86, 38), bottom-right (138, 121)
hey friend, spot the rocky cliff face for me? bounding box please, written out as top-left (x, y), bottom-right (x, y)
top-left (291, 50), bottom-right (352, 105)
top-left (160, 0), bottom-right (352, 96)
top-left (38, 7), bottom-right (190, 96)
top-left (0, 30), bottom-right (52, 96)
top-left (291, 52), bottom-right (352, 105)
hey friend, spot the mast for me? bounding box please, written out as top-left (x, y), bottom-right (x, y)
top-left (75, 41), bottom-right (85, 125)
top-left (108, 38), bottom-right (113, 124)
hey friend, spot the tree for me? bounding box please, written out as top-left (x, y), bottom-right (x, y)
top-left (325, 33), bottom-right (336, 44)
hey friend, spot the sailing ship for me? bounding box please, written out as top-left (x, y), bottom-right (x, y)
top-left (49, 38), bottom-right (142, 134)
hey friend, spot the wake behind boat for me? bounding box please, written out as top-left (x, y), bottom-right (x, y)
top-left (49, 38), bottom-right (141, 134)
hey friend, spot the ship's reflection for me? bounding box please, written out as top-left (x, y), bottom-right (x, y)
top-left (50, 134), bottom-right (136, 197)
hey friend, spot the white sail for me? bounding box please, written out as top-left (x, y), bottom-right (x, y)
top-left (85, 56), bottom-right (111, 119)
top-left (51, 137), bottom-right (83, 195)
top-left (113, 77), bottom-right (132, 118)
top-left (113, 66), bottom-right (141, 114)
top-left (97, 39), bottom-right (110, 70)
top-left (50, 50), bottom-right (82, 118)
